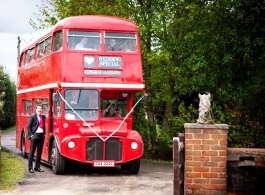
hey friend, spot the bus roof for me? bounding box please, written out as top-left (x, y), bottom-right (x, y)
top-left (56, 15), bottom-right (138, 31)
top-left (22, 15), bottom-right (138, 51)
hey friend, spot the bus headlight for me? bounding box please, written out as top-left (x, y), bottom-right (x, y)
top-left (67, 141), bottom-right (75, 149)
top-left (131, 142), bottom-right (138, 150)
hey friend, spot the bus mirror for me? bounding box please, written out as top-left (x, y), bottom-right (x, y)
top-left (52, 93), bottom-right (59, 102)
top-left (143, 93), bottom-right (148, 101)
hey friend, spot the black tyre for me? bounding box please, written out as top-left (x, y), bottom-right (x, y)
top-left (123, 158), bottom-right (140, 174)
top-left (21, 134), bottom-right (28, 158)
top-left (51, 140), bottom-right (65, 174)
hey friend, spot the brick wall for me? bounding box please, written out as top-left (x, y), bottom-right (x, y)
top-left (184, 123), bottom-right (228, 195)
top-left (227, 148), bottom-right (265, 195)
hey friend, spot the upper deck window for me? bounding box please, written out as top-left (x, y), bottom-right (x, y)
top-left (68, 31), bottom-right (100, 51)
top-left (25, 47), bottom-right (35, 64)
top-left (37, 41), bottom-right (44, 58)
top-left (105, 33), bottom-right (136, 52)
top-left (20, 52), bottom-right (26, 66)
top-left (45, 37), bottom-right (52, 55)
top-left (53, 31), bottom-right (63, 52)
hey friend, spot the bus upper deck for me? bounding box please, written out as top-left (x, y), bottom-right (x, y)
top-left (17, 15), bottom-right (144, 92)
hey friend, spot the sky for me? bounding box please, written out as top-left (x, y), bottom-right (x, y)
top-left (0, 0), bottom-right (44, 82)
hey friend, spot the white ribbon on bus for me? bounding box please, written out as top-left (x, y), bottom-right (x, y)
top-left (57, 90), bottom-right (147, 142)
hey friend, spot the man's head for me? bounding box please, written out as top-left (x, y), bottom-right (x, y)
top-left (109, 104), bottom-right (115, 112)
top-left (36, 104), bottom-right (43, 115)
top-left (81, 37), bottom-right (88, 45)
top-left (115, 107), bottom-right (122, 117)
top-left (110, 39), bottom-right (116, 47)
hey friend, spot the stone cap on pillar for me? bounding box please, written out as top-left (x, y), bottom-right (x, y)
top-left (184, 123), bottom-right (229, 129)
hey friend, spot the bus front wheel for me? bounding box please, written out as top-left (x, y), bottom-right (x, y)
top-left (51, 140), bottom-right (65, 174)
top-left (121, 158), bottom-right (140, 174)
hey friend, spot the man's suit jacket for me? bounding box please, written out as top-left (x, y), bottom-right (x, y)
top-left (27, 113), bottom-right (46, 137)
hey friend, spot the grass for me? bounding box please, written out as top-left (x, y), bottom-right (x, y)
top-left (0, 149), bottom-right (25, 191)
top-left (1, 126), bottom-right (16, 132)
top-left (141, 158), bottom-right (173, 164)
top-left (0, 126), bottom-right (25, 191)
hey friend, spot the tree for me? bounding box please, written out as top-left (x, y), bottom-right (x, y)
top-left (0, 66), bottom-right (16, 129)
top-left (0, 65), bottom-right (6, 122)
top-left (30, 0), bottom-right (265, 154)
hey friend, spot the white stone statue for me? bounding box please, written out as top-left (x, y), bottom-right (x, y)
top-left (197, 93), bottom-right (212, 124)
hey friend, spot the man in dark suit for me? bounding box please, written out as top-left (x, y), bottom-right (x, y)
top-left (27, 104), bottom-right (46, 173)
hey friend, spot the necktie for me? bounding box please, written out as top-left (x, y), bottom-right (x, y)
top-left (39, 114), bottom-right (44, 128)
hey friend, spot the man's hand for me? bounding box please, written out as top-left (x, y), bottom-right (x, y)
top-left (70, 100), bottom-right (77, 104)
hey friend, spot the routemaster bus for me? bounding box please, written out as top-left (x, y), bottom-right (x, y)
top-left (16, 15), bottom-right (145, 174)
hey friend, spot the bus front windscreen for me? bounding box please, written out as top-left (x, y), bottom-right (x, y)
top-left (64, 89), bottom-right (99, 120)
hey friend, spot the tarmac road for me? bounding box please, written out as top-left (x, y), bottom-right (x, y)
top-left (0, 130), bottom-right (173, 195)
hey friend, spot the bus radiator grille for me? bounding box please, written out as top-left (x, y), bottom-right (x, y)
top-left (86, 138), bottom-right (122, 161)
top-left (106, 138), bottom-right (122, 161)
top-left (86, 138), bottom-right (103, 161)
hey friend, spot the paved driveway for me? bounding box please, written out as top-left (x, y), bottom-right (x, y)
top-left (1, 130), bottom-right (173, 195)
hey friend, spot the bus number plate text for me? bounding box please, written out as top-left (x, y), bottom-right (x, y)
top-left (93, 161), bottom-right (115, 167)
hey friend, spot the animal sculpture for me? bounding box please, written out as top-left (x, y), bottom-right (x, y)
top-left (197, 93), bottom-right (212, 124)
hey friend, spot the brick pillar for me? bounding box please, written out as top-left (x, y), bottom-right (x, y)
top-left (184, 123), bottom-right (228, 195)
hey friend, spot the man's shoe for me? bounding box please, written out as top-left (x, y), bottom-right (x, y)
top-left (34, 168), bottom-right (44, 172)
top-left (29, 168), bottom-right (34, 173)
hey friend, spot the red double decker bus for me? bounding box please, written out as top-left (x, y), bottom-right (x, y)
top-left (16, 15), bottom-right (145, 174)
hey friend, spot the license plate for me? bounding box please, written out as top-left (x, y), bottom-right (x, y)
top-left (93, 161), bottom-right (115, 167)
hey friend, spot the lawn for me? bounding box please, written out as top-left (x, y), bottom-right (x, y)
top-left (0, 126), bottom-right (25, 191)
top-left (0, 149), bottom-right (25, 191)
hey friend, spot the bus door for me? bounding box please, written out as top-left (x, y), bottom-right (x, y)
top-left (34, 98), bottom-right (49, 161)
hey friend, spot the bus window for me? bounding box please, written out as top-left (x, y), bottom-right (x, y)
top-left (34, 99), bottom-right (41, 110)
top-left (25, 47), bottom-right (35, 64)
top-left (53, 31), bottom-right (63, 52)
top-left (54, 95), bottom-right (62, 117)
top-left (45, 36), bottom-right (52, 55)
top-left (25, 50), bottom-right (30, 64)
top-left (29, 47), bottom-right (35, 62)
top-left (23, 100), bottom-right (32, 115)
top-left (105, 32), bottom-right (136, 52)
top-left (68, 31), bottom-right (100, 50)
top-left (37, 41), bottom-right (44, 58)
top-left (101, 99), bottom-right (128, 117)
top-left (20, 52), bottom-right (25, 67)
top-left (64, 89), bottom-right (98, 120)
top-left (42, 98), bottom-right (48, 115)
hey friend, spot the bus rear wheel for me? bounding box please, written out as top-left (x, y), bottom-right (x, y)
top-left (51, 140), bottom-right (65, 174)
top-left (121, 158), bottom-right (140, 174)
top-left (21, 134), bottom-right (27, 158)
